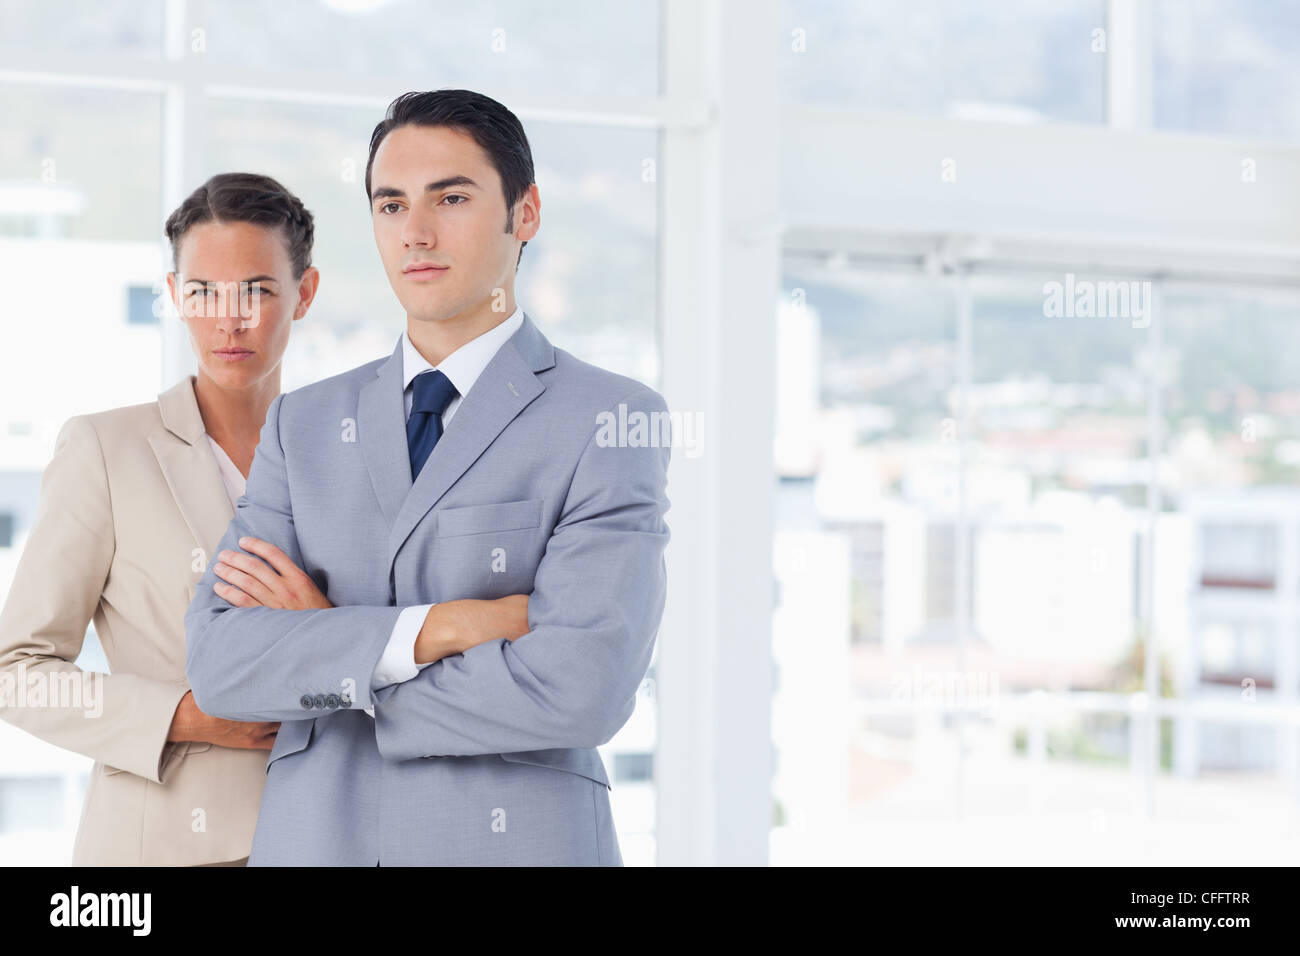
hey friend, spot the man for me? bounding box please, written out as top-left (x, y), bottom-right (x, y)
top-left (184, 89), bottom-right (671, 866)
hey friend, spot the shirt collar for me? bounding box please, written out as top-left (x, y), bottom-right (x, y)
top-left (401, 305), bottom-right (525, 399)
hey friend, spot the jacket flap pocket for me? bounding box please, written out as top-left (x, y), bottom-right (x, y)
top-left (437, 498), bottom-right (543, 538)
top-left (103, 739), bottom-right (192, 776)
top-left (498, 747), bottom-right (611, 789)
top-left (266, 718), bottom-right (314, 772)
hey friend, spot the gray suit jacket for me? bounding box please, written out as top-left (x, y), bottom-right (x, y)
top-left (184, 313), bottom-right (670, 865)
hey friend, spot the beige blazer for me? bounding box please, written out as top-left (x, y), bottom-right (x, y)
top-left (0, 375), bottom-right (268, 865)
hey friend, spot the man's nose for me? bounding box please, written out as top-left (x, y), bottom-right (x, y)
top-left (402, 206), bottom-right (436, 247)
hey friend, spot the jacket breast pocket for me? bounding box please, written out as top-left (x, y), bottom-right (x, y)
top-left (436, 498), bottom-right (543, 538)
top-left (498, 747), bottom-right (611, 790)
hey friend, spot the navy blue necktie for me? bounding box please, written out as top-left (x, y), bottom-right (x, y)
top-left (406, 369), bottom-right (458, 479)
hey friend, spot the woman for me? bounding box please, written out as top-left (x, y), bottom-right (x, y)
top-left (0, 172), bottom-right (527, 866)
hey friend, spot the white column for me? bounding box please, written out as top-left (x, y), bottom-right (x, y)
top-left (1106, 0), bottom-right (1153, 131)
top-left (656, 0), bottom-right (781, 865)
top-left (159, 0), bottom-right (206, 389)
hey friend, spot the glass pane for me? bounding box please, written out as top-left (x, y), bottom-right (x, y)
top-left (201, 99), bottom-right (658, 391)
top-left (1199, 523), bottom-right (1276, 589)
top-left (203, 0), bottom-right (659, 98)
top-left (1154, 0), bottom-right (1300, 143)
top-left (772, 269), bottom-right (1300, 864)
top-left (0, 0), bottom-right (163, 59)
top-left (0, 776), bottom-right (63, 833)
top-left (1162, 290), bottom-right (1300, 494)
top-left (968, 272), bottom-right (1144, 675)
top-left (0, 85), bottom-right (164, 442)
top-left (0, 86), bottom-right (162, 242)
top-left (772, 271), bottom-right (958, 862)
top-left (1163, 289), bottom-right (1300, 784)
top-left (781, 0), bottom-right (1107, 123)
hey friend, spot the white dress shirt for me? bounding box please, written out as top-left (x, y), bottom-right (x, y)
top-left (371, 305), bottom-right (525, 699)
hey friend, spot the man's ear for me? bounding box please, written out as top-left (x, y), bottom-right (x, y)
top-left (516, 183), bottom-right (541, 242)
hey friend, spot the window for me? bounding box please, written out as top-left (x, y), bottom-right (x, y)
top-left (614, 752), bottom-right (654, 783)
top-left (781, 0), bottom-right (1107, 124)
top-left (1154, 0), bottom-right (1300, 143)
top-left (0, 776), bottom-right (64, 834)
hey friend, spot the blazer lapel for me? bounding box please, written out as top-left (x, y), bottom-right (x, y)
top-left (358, 334), bottom-right (412, 530)
top-left (385, 312), bottom-right (555, 563)
top-left (148, 375), bottom-right (235, 555)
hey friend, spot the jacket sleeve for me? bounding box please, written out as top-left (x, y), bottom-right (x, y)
top-left (184, 392), bottom-right (405, 722)
top-left (372, 385), bottom-right (672, 759)
top-left (0, 415), bottom-right (191, 783)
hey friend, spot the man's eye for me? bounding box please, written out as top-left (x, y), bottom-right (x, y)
top-left (442, 195), bottom-right (467, 206)
top-left (379, 202), bottom-right (401, 214)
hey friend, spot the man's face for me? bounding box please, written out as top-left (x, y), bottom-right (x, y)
top-left (166, 220), bottom-right (316, 390)
top-left (369, 124), bottom-right (532, 324)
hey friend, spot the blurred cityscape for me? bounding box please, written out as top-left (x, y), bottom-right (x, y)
top-left (770, 282), bottom-right (1300, 863)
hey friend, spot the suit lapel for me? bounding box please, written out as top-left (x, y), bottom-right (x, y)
top-left (358, 335), bottom-right (412, 530)
top-left (148, 376), bottom-right (235, 555)
top-left (382, 312), bottom-right (555, 563)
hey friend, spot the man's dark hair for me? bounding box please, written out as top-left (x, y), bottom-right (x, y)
top-left (366, 89), bottom-right (535, 269)
top-left (164, 172), bottom-right (315, 278)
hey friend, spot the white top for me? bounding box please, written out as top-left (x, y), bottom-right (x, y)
top-left (204, 434), bottom-right (246, 510)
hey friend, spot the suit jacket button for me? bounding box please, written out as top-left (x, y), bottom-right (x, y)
top-left (300, 694), bottom-right (314, 709)
top-left (325, 693), bottom-right (340, 709)
top-left (312, 694), bottom-right (327, 709)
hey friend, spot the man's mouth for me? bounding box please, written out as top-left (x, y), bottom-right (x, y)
top-left (403, 263), bottom-right (449, 281)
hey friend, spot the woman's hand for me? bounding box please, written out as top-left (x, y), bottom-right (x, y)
top-left (212, 536), bottom-right (334, 610)
top-left (167, 690), bottom-right (280, 749)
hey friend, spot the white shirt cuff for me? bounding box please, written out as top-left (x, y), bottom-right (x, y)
top-left (365, 603), bottom-right (436, 717)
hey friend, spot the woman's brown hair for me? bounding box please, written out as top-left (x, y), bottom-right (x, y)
top-left (164, 172), bottom-right (315, 278)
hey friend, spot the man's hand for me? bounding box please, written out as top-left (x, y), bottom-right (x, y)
top-left (167, 690), bottom-right (279, 749)
top-left (414, 595), bottom-right (530, 665)
top-left (212, 536), bottom-right (334, 610)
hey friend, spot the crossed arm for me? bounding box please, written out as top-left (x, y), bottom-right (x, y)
top-left (372, 386), bottom-right (672, 759)
top-left (185, 392), bottom-right (518, 721)
top-left (185, 386), bottom-right (671, 757)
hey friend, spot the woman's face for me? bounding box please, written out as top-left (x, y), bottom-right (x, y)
top-left (166, 220), bottom-right (319, 391)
